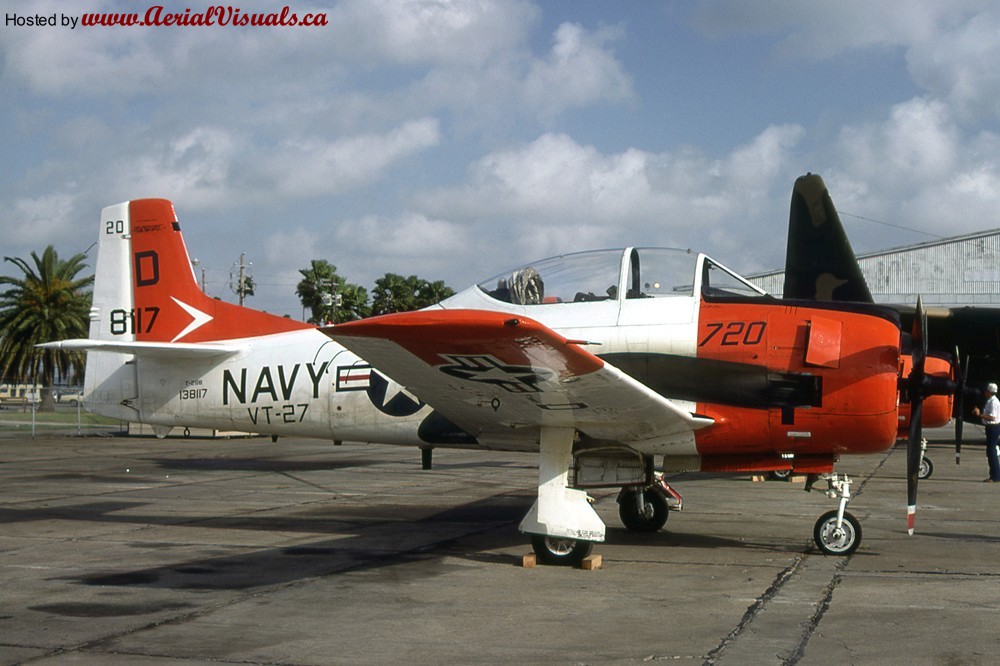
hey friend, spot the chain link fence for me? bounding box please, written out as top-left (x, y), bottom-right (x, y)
top-left (0, 386), bottom-right (127, 438)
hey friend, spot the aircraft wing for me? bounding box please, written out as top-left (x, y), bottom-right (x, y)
top-left (38, 339), bottom-right (242, 359)
top-left (325, 310), bottom-right (713, 445)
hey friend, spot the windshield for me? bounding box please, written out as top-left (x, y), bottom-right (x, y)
top-left (478, 249), bottom-right (624, 305)
top-left (702, 258), bottom-right (769, 298)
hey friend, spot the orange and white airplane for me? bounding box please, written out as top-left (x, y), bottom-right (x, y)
top-left (44, 195), bottom-right (941, 565)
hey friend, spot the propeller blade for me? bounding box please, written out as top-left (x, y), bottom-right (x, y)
top-left (906, 297), bottom-right (927, 535)
top-left (955, 346), bottom-right (969, 464)
top-left (907, 398), bottom-right (923, 535)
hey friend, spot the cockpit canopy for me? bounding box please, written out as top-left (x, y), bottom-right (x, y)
top-left (476, 248), bottom-right (767, 306)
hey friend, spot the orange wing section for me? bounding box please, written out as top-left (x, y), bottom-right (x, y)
top-left (331, 310), bottom-right (602, 378)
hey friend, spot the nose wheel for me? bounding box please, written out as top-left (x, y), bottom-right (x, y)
top-left (807, 473), bottom-right (863, 555)
top-left (813, 509), bottom-right (862, 555)
top-left (918, 455), bottom-right (933, 480)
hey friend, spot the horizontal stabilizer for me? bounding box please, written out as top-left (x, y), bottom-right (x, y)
top-left (38, 338), bottom-right (242, 359)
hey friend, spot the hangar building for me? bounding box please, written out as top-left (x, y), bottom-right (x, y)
top-left (748, 228), bottom-right (1000, 307)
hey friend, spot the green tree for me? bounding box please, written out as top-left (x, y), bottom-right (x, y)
top-left (416, 279), bottom-right (455, 309)
top-left (371, 273), bottom-right (454, 315)
top-left (0, 246), bottom-right (93, 411)
top-left (295, 260), bottom-right (369, 324)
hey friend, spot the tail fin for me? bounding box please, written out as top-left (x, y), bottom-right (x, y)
top-left (80, 199), bottom-right (312, 420)
top-left (97, 199), bottom-right (311, 343)
top-left (782, 174), bottom-right (874, 303)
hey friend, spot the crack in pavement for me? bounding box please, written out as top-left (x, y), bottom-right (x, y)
top-left (700, 449), bottom-right (890, 665)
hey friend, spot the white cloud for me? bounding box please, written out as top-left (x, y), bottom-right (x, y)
top-left (336, 212), bottom-right (469, 257)
top-left (835, 98), bottom-right (960, 188)
top-left (5, 193), bottom-right (79, 247)
top-left (270, 118), bottom-right (442, 198)
top-left (261, 227), bottom-right (321, 266)
top-left (328, 0), bottom-right (538, 66)
top-left (822, 96), bottom-right (1000, 249)
top-left (110, 127), bottom-right (241, 209)
top-left (690, 0), bottom-right (989, 59)
top-left (416, 126), bottom-right (805, 268)
top-left (424, 127), bottom-right (802, 225)
top-left (523, 22), bottom-right (634, 117)
top-left (325, 212), bottom-right (472, 284)
top-left (906, 9), bottom-right (1000, 123)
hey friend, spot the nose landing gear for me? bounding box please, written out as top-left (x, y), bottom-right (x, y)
top-left (807, 473), bottom-right (862, 555)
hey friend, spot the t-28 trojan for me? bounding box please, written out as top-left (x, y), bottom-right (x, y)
top-left (44, 188), bottom-right (945, 565)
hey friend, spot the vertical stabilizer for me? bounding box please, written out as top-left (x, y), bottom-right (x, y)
top-left (82, 199), bottom-right (314, 420)
top-left (782, 174), bottom-right (874, 303)
top-left (126, 199), bottom-right (311, 343)
top-left (84, 202), bottom-right (139, 419)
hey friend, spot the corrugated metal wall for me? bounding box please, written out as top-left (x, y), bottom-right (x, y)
top-left (748, 230), bottom-right (1000, 306)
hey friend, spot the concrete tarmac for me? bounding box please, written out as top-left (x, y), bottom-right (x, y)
top-left (1, 428), bottom-right (998, 665)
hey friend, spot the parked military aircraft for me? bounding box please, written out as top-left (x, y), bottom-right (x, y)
top-left (43, 197), bottom-right (937, 565)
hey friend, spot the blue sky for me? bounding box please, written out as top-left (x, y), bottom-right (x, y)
top-left (3, 1), bottom-right (1000, 316)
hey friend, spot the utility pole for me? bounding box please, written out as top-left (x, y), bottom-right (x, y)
top-left (192, 258), bottom-right (208, 295)
top-left (238, 252), bottom-right (247, 306)
top-left (230, 253), bottom-right (253, 305)
top-left (319, 278), bottom-right (339, 324)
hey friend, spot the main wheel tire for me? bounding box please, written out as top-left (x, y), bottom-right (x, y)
top-left (530, 534), bottom-right (594, 566)
top-left (918, 456), bottom-right (934, 480)
top-left (813, 509), bottom-right (862, 555)
top-left (618, 488), bottom-right (669, 532)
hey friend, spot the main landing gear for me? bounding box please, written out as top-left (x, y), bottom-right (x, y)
top-left (520, 427), bottom-right (606, 567)
top-left (807, 473), bottom-right (862, 555)
top-left (529, 476), bottom-right (681, 565)
top-left (617, 475), bottom-right (681, 532)
top-left (530, 534), bottom-right (595, 567)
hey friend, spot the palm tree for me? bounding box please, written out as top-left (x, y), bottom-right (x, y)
top-left (295, 260), bottom-right (369, 324)
top-left (0, 247), bottom-right (93, 411)
top-left (415, 279), bottom-right (455, 309)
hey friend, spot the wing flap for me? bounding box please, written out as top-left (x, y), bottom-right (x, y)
top-left (326, 310), bottom-right (712, 444)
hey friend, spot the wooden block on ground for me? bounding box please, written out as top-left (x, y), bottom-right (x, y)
top-left (789, 475), bottom-right (806, 483)
top-left (751, 475), bottom-right (767, 482)
top-left (580, 554), bottom-right (602, 571)
top-left (521, 553), bottom-right (536, 568)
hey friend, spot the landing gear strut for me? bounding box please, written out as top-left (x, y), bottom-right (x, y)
top-left (807, 473), bottom-right (862, 555)
top-left (521, 427), bottom-right (605, 566)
